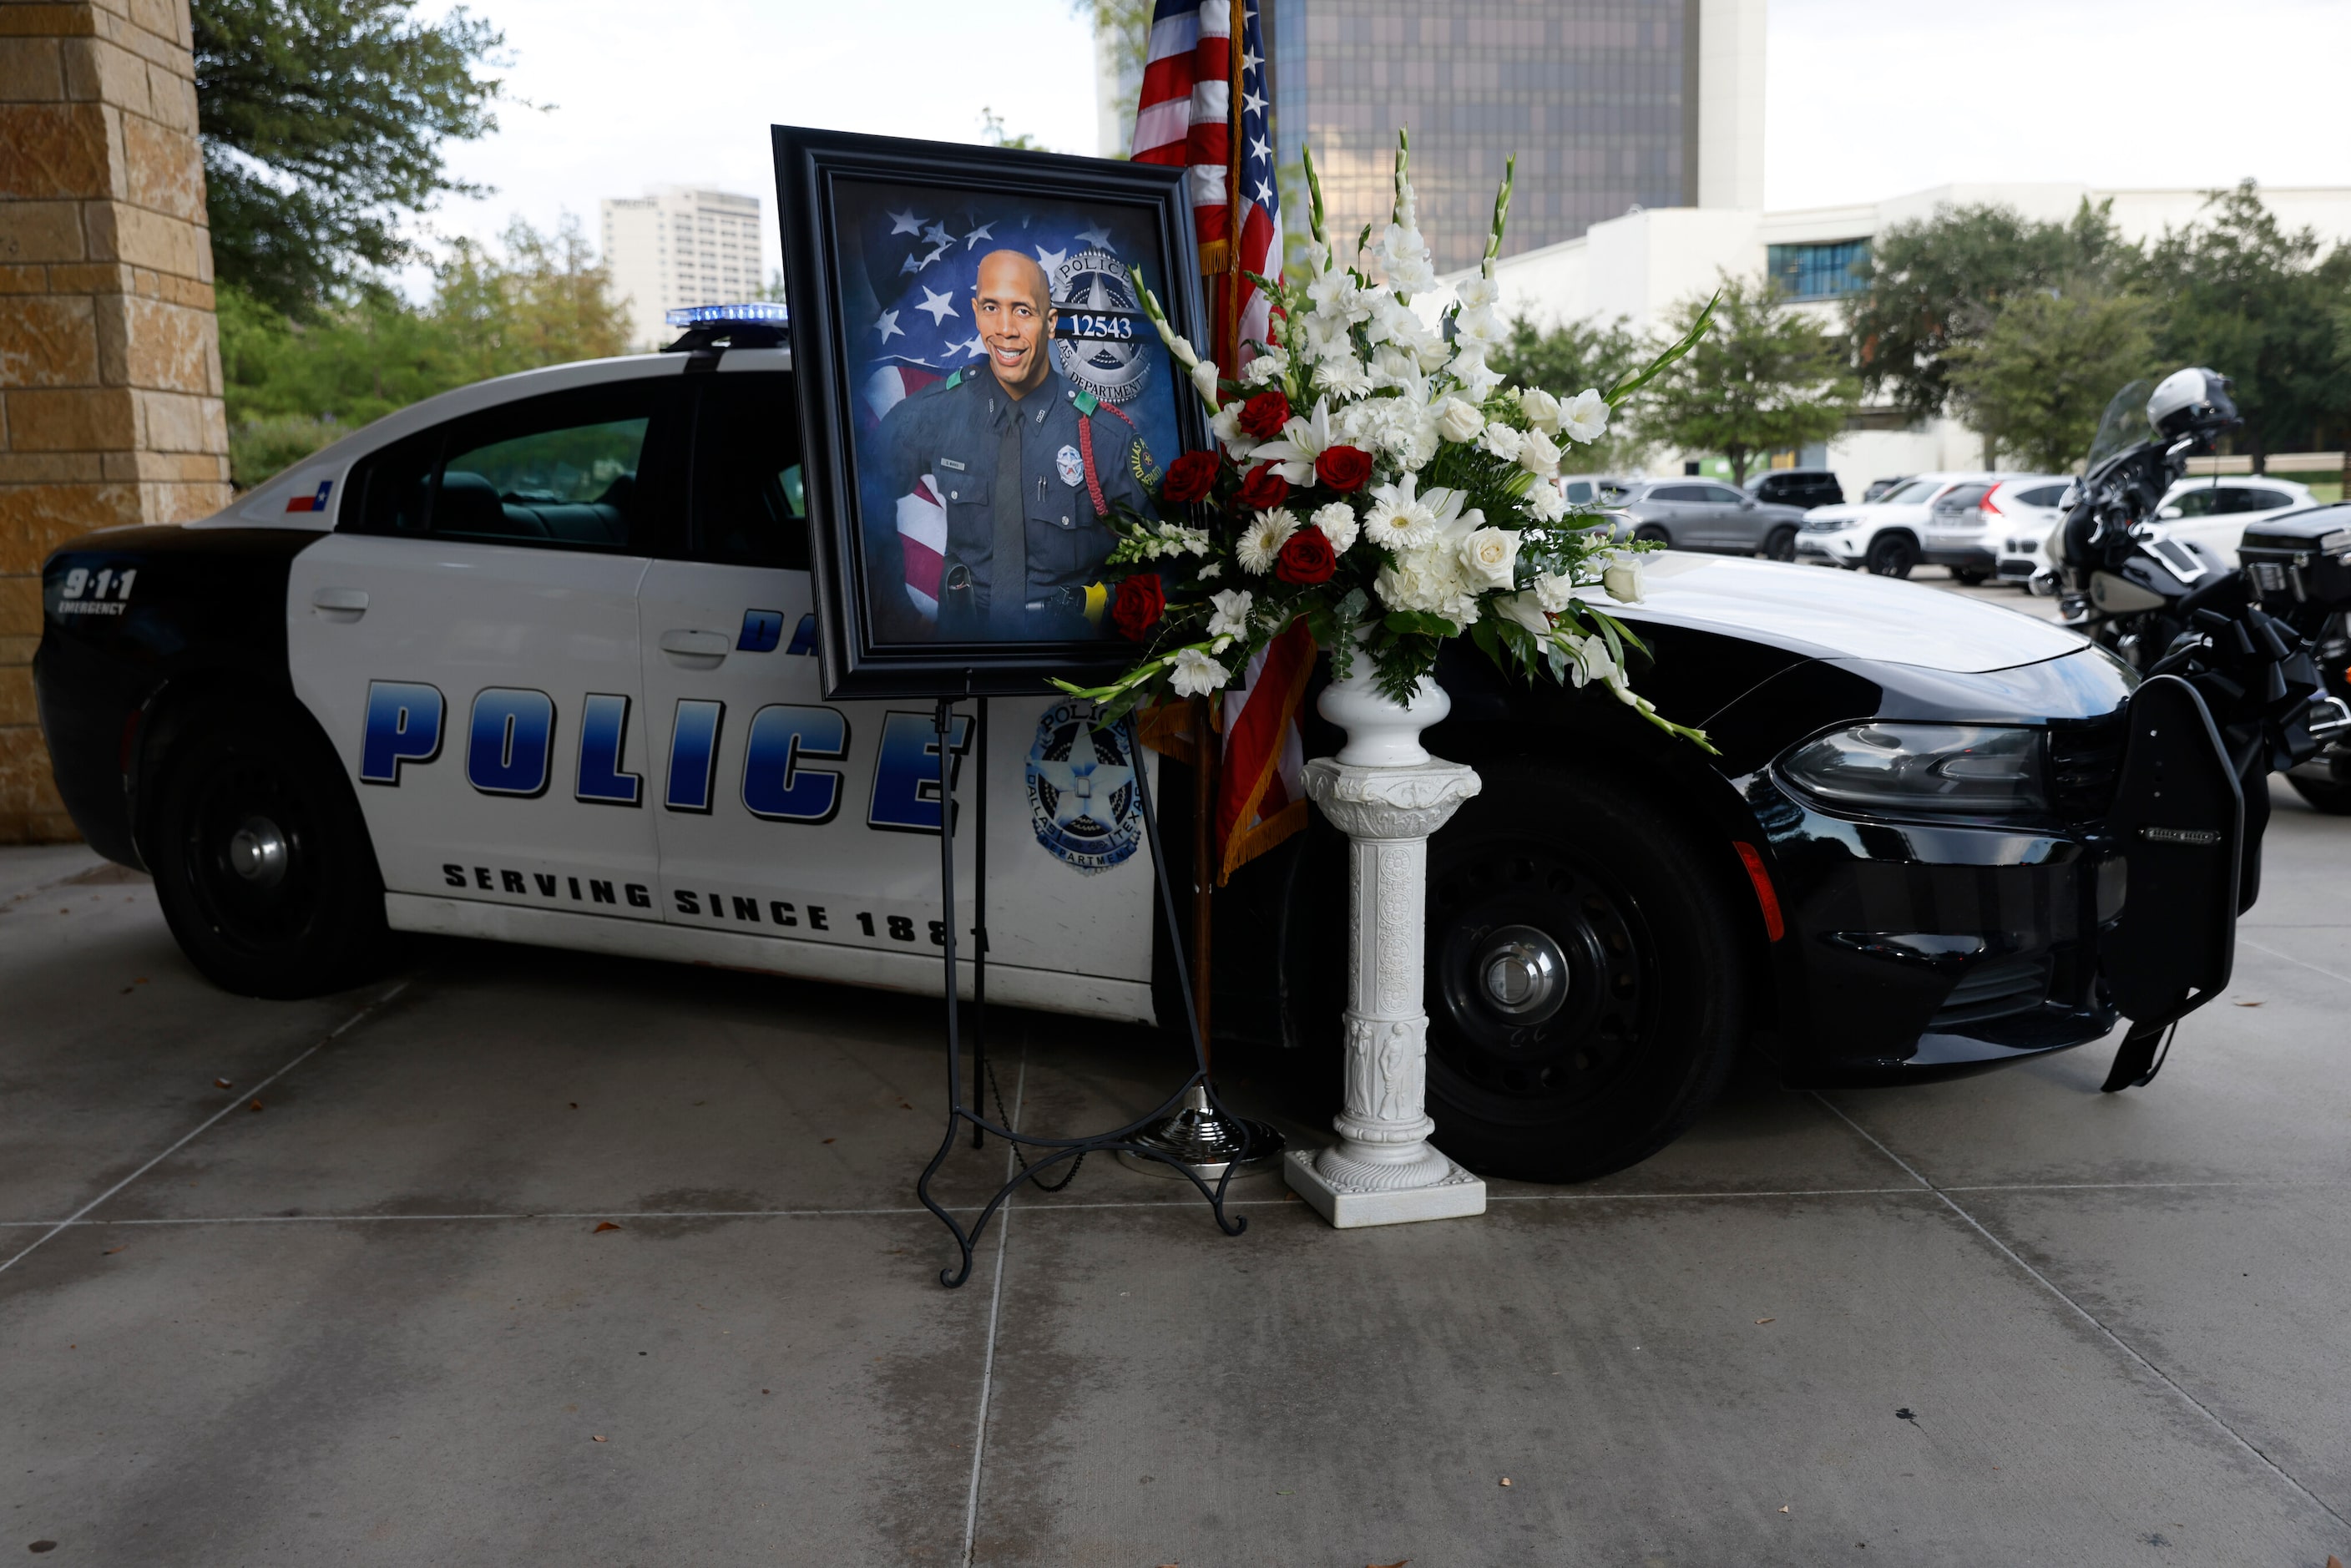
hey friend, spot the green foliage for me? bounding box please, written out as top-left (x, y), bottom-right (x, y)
top-left (2133, 181), bottom-right (2351, 469)
top-left (219, 215), bottom-right (629, 488)
top-left (1636, 275), bottom-right (1859, 485)
top-left (978, 108), bottom-right (1043, 150)
top-left (195, 0), bottom-right (509, 316)
top-left (1843, 200), bottom-right (2125, 432)
top-left (1944, 284), bottom-right (2154, 473)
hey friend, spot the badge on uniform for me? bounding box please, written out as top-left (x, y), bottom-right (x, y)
top-left (1056, 444), bottom-right (1084, 488)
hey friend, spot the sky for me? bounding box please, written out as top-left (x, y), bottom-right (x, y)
top-left (410, 0), bottom-right (2351, 286)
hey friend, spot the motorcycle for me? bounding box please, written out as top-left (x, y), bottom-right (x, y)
top-left (2039, 370), bottom-right (2351, 1090)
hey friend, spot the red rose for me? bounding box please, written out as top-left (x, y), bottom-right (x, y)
top-left (1274, 528), bottom-right (1337, 585)
top-left (1237, 389), bottom-right (1292, 439)
top-left (1237, 463), bottom-right (1290, 510)
top-left (1110, 574), bottom-right (1165, 641)
top-left (1315, 444), bottom-right (1374, 493)
top-left (1160, 450), bottom-right (1221, 504)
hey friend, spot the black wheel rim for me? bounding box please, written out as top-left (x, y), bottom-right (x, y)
top-left (177, 746), bottom-right (326, 957)
top-left (1870, 539), bottom-right (1914, 575)
top-left (1426, 838), bottom-right (1660, 1120)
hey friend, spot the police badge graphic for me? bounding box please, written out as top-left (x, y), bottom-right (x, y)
top-left (1027, 701), bottom-right (1142, 873)
top-left (1051, 248), bottom-right (1150, 407)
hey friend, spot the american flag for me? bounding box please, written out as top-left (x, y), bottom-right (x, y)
top-left (1130, 0), bottom-right (1307, 883)
top-left (1130, 0), bottom-right (1280, 362)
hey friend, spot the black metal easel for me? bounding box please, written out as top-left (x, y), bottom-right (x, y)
top-left (913, 694), bottom-right (1251, 1288)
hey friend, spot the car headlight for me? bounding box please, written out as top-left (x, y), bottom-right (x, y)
top-left (1778, 723), bottom-right (2046, 814)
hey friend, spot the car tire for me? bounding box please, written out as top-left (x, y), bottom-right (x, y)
top-left (1953, 568), bottom-right (1990, 585)
top-left (1761, 524), bottom-right (1797, 562)
top-left (1865, 534), bottom-right (1918, 578)
top-left (1632, 524), bottom-right (1671, 545)
top-left (2288, 769), bottom-right (2351, 816)
top-left (1418, 762), bottom-right (1749, 1183)
top-left (144, 698), bottom-right (392, 999)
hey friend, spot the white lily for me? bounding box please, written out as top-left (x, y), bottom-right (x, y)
top-left (1250, 396), bottom-right (1337, 485)
top-left (1561, 387), bottom-right (1610, 444)
top-left (1168, 647), bottom-right (1231, 697)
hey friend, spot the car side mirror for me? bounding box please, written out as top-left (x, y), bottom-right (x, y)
top-left (1739, 498), bottom-right (1755, 508)
top-left (2156, 504), bottom-right (2182, 520)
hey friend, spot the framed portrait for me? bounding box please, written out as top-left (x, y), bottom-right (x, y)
top-left (772, 124), bottom-right (1209, 699)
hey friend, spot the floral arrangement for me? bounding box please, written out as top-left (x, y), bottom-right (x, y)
top-left (1054, 131), bottom-right (1713, 751)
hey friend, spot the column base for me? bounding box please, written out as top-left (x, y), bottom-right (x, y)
top-left (1282, 1146), bottom-right (1487, 1229)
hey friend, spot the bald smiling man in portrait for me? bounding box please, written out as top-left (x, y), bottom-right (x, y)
top-left (872, 249), bottom-right (1154, 642)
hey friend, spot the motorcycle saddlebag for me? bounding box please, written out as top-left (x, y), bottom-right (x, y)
top-left (2237, 509), bottom-right (2351, 609)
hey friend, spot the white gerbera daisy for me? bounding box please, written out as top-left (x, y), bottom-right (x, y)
top-left (1236, 508), bottom-right (1299, 574)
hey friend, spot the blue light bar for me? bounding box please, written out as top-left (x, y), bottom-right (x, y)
top-left (665, 301), bottom-right (788, 327)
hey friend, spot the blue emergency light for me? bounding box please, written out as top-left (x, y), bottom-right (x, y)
top-left (665, 302), bottom-right (788, 328)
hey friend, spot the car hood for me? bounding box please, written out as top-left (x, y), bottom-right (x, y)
top-left (1602, 553), bottom-right (2088, 673)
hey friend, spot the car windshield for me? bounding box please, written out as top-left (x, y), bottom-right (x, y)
top-left (1878, 478), bottom-right (1943, 505)
top-left (2086, 379), bottom-right (2158, 471)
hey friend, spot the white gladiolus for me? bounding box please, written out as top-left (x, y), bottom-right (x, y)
top-left (1168, 647), bottom-right (1231, 697)
top-left (1309, 500), bottom-right (1360, 551)
top-left (1363, 473), bottom-right (1439, 550)
top-left (1302, 311), bottom-right (1355, 362)
top-left (1236, 508), bottom-right (1299, 574)
top-left (1433, 397), bottom-right (1484, 443)
top-left (1561, 387), bottom-right (1610, 444)
top-left (1196, 562), bottom-right (1222, 580)
top-left (1455, 276), bottom-right (1500, 312)
top-left (1495, 590), bottom-right (1551, 635)
top-left (1479, 422), bottom-right (1525, 461)
top-left (1517, 426), bottom-right (1561, 478)
top-left (1210, 403), bottom-right (1256, 458)
top-left (1459, 525), bottom-right (1521, 589)
top-left (1534, 571), bottom-right (1577, 612)
top-left (1191, 359), bottom-right (1222, 402)
top-left (1517, 387), bottom-right (1562, 433)
top-left (1206, 587), bottom-right (1254, 639)
top-left (1602, 554), bottom-right (1646, 603)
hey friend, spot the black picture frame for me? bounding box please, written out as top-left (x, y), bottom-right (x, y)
top-left (772, 124), bottom-right (1209, 700)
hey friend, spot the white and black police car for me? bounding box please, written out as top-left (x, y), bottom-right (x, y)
top-left (37, 307), bottom-right (2227, 1183)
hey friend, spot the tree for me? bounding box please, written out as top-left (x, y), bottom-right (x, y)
top-left (219, 215), bottom-right (628, 487)
top-left (1074, 0), bottom-right (1152, 154)
top-left (1637, 275), bottom-right (1859, 486)
top-left (2133, 181), bottom-right (2351, 472)
top-left (1843, 200), bottom-right (2126, 460)
top-left (1944, 285), bottom-right (2154, 473)
top-left (1489, 313), bottom-right (1654, 470)
top-left (195, 0), bottom-right (509, 316)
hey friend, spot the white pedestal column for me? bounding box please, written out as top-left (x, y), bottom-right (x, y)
top-left (1284, 661), bottom-right (1485, 1228)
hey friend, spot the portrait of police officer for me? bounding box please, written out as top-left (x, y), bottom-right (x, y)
top-left (870, 249), bottom-right (1155, 641)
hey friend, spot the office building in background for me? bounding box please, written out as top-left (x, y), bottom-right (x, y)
top-left (599, 187), bottom-right (765, 351)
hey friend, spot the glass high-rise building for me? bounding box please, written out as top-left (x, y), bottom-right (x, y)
top-left (1265, 0), bottom-right (1763, 275)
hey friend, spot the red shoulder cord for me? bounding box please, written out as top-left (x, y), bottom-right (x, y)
top-left (1077, 412), bottom-right (1109, 518)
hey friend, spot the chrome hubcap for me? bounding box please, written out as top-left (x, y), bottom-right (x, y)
top-left (226, 815), bottom-right (289, 888)
top-left (1477, 925), bottom-right (1568, 1023)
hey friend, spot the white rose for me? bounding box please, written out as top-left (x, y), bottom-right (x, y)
top-left (1310, 500), bottom-right (1361, 552)
top-left (1517, 427), bottom-right (1561, 478)
top-left (1534, 571), bottom-right (1578, 613)
top-left (1236, 508), bottom-right (1298, 574)
top-left (1458, 525), bottom-right (1521, 589)
top-left (1433, 396), bottom-right (1484, 444)
top-left (1495, 589), bottom-right (1551, 635)
top-left (1191, 360), bottom-right (1223, 402)
top-left (1479, 422), bottom-right (1525, 461)
top-left (1206, 587), bottom-right (1254, 639)
top-left (1602, 555), bottom-right (1646, 604)
top-left (1168, 647), bottom-right (1231, 697)
top-left (1561, 388), bottom-right (1610, 444)
top-left (1518, 387), bottom-right (1562, 433)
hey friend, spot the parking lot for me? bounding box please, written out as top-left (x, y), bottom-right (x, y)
top-left (4, 574), bottom-right (2347, 1566)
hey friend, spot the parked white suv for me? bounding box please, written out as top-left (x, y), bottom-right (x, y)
top-left (1794, 472), bottom-right (2007, 579)
top-left (2146, 476), bottom-right (2318, 566)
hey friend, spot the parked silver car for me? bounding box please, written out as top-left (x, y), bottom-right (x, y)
top-left (1615, 478), bottom-right (1811, 559)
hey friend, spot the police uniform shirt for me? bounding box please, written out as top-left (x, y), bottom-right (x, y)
top-left (877, 365), bottom-right (1154, 640)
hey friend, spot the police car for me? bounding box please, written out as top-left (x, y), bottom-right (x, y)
top-left (38, 308), bottom-right (2182, 1185)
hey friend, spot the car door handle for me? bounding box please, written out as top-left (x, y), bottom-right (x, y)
top-left (311, 587), bottom-right (368, 620)
top-left (659, 629), bottom-right (731, 665)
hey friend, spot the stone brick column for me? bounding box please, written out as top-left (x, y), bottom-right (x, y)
top-left (0, 0), bottom-right (230, 843)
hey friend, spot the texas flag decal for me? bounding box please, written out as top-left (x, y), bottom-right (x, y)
top-left (285, 480), bottom-right (333, 513)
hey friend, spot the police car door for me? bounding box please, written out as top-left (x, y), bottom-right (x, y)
top-left (286, 373), bottom-right (678, 937)
top-left (634, 360), bottom-right (1158, 1022)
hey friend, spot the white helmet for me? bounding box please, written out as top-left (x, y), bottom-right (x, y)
top-left (2146, 367), bottom-right (2238, 443)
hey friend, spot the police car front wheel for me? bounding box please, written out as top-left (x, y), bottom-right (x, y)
top-left (1419, 764), bottom-right (1749, 1183)
top-left (145, 701), bottom-right (391, 999)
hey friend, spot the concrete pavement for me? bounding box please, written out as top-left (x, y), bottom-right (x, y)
top-left (3, 785), bottom-right (2347, 1565)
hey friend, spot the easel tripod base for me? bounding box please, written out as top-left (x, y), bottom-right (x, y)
top-left (1115, 1084), bottom-right (1286, 1180)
